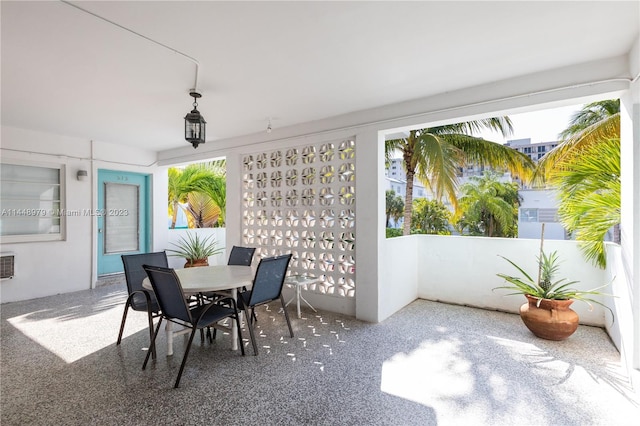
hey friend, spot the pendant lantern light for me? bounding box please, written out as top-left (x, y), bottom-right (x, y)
top-left (184, 91), bottom-right (206, 148)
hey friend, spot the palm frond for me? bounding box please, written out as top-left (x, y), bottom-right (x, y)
top-left (446, 134), bottom-right (535, 183)
top-left (536, 113), bottom-right (619, 182)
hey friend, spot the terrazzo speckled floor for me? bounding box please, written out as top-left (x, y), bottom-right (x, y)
top-left (2, 283), bottom-right (639, 425)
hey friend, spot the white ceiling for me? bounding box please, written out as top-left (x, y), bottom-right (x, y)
top-left (2, 1), bottom-right (639, 152)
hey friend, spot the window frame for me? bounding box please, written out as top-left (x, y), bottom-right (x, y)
top-left (0, 160), bottom-right (67, 243)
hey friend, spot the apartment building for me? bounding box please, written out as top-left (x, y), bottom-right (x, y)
top-left (505, 137), bottom-right (559, 161)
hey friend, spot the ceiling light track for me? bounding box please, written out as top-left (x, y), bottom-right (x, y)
top-left (59, 0), bottom-right (200, 90)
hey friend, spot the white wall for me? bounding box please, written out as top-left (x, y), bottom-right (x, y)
top-left (0, 126), bottom-right (165, 303)
top-left (413, 234), bottom-right (608, 326)
top-left (380, 236), bottom-right (419, 320)
top-left (604, 245), bottom-right (632, 358)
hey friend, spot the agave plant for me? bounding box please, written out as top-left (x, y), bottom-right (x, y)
top-left (166, 232), bottom-right (224, 266)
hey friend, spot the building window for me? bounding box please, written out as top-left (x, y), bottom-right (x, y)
top-left (520, 208), bottom-right (538, 222)
top-left (0, 161), bottom-right (65, 243)
top-left (523, 147), bottom-right (532, 153)
top-left (538, 146), bottom-right (546, 152)
top-left (538, 208), bottom-right (559, 223)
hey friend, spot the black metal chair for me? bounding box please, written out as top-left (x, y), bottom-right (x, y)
top-left (142, 264), bottom-right (245, 388)
top-left (205, 245), bottom-right (257, 339)
top-left (227, 246), bottom-right (256, 267)
top-left (117, 252), bottom-right (168, 359)
top-left (203, 246), bottom-right (255, 298)
top-left (237, 253), bottom-right (293, 355)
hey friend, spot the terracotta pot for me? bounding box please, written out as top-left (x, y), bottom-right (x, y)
top-left (184, 258), bottom-right (209, 268)
top-left (519, 294), bottom-right (579, 341)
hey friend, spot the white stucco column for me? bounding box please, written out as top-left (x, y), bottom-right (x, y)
top-left (225, 151), bottom-right (243, 254)
top-left (619, 37), bottom-right (640, 374)
top-left (355, 129), bottom-right (384, 322)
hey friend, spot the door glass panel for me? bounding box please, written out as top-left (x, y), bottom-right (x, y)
top-left (104, 183), bottom-right (139, 253)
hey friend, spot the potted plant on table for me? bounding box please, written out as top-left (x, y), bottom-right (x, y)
top-left (167, 232), bottom-right (224, 268)
top-left (494, 225), bottom-right (612, 340)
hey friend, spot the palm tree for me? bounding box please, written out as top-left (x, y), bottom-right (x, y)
top-left (184, 192), bottom-right (222, 228)
top-left (168, 160), bottom-right (227, 229)
top-left (536, 99), bottom-right (619, 181)
top-left (412, 198), bottom-right (451, 235)
top-left (456, 172), bottom-right (521, 237)
top-left (550, 138), bottom-right (620, 268)
top-left (385, 118), bottom-right (534, 235)
top-left (193, 159), bottom-right (227, 227)
top-left (167, 165), bottom-right (213, 229)
top-left (536, 98), bottom-right (621, 268)
top-left (385, 190), bottom-right (404, 228)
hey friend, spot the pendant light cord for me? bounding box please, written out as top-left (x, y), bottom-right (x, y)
top-left (59, 0), bottom-right (200, 91)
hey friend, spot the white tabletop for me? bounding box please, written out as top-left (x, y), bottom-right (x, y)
top-left (142, 264), bottom-right (254, 294)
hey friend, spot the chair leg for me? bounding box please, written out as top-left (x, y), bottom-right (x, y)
top-left (174, 327), bottom-right (198, 388)
top-left (146, 309), bottom-right (156, 360)
top-left (116, 302), bottom-right (131, 345)
top-left (280, 294), bottom-right (294, 338)
top-left (143, 317), bottom-right (163, 370)
top-left (244, 307), bottom-right (259, 356)
top-left (234, 314), bottom-right (245, 356)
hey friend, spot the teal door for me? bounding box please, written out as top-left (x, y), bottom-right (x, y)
top-left (97, 170), bottom-right (151, 275)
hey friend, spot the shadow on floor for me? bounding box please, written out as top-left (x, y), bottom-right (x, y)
top-left (1, 285), bottom-right (637, 425)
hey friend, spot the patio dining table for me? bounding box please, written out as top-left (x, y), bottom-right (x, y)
top-left (142, 264), bottom-right (254, 355)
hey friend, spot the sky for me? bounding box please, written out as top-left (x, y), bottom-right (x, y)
top-left (474, 103), bottom-right (583, 145)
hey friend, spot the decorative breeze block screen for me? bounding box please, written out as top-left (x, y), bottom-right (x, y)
top-left (242, 139), bottom-right (355, 297)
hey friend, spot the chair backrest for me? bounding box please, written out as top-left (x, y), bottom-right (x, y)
top-left (227, 246), bottom-right (256, 266)
top-left (142, 265), bottom-right (192, 324)
top-left (248, 254), bottom-right (292, 307)
top-left (121, 252), bottom-right (168, 310)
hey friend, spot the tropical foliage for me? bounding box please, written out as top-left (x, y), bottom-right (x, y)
top-left (411, 198), bottom-right (451, 235)
top-left (536, 99), bottom-right (620, 268)
top-left (550, 138), bottom-right (620, 268)
top-left (168, 160), bottom-right (227, 229)
top-left (455, 172), bottom-right (521, 237)
top-left (536, 99), bottom-right (620, 181)
top-left (385, 190), bottom-right (404, 228)
top-left (184, 192), bottom-right (221, 228)
top-left (386, 228), bottom-right (403, 238)
top-left (193, 160), bottom-right (227, 226)
top-left (385, 118), bottom-right (534, 235)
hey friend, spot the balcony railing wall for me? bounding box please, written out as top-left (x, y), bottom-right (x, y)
top-left (384, 234), bottom-right (610, 326)
top-left (383, 233), bottom-right (640, 363)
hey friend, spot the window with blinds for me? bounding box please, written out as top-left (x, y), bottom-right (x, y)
top-left (0, 162), bottom-right (65, 243)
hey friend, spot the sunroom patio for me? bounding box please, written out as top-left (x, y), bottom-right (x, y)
top-left (1, 281), bottom-right (637, 426)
